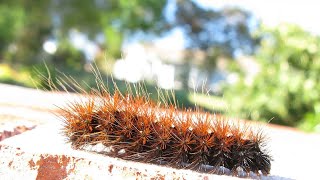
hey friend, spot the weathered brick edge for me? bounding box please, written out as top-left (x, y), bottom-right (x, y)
top-left (0, 141), bottom-right (237, 180)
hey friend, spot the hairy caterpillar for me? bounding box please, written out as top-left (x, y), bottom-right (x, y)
top-left (49, 66), bottom-right (271, 177)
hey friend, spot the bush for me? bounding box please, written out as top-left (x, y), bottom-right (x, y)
top-left (224, 24), bottom-right (320, 132)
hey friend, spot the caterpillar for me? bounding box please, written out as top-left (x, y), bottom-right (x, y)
top-left (49, 66), bottom-right (271, 177)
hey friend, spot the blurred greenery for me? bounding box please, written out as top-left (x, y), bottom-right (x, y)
top-left (173, 1), bottom-right (259, 85)
top-left (0, 0), bottom-right (256, 87)
top-left (188, 93), bottom-right (227, 113)
top-left (0, 1), bottom-right (320, 132)
top-left (0, 0), bottom-right (168, 88)
top-left (224, 24), bottom-right (320, 132)
top-left (33, 63), bottom-right (194, 110)
top-left (0, 64), bottom-right (33, 87)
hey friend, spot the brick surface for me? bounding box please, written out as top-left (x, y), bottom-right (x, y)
top-left (0, 124), bottom-right (239, 180)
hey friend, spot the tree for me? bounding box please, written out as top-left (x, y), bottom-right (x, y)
top-left (1, 0), bottom-right (262, 94)
top-left (53, 0), bottom-right (167, 58)
top-left (1, 0), bottom-right (258, 68)
top-left (1, 0), bottom-right (55, 66)
top-left (0, 4), bottom-right (25, 60)
top-left (0, 0), bottom-right (168, 67)
top-left (173, 0), bottom-right (260, 71)
top-left (224, 24), bottom-right (320, 132)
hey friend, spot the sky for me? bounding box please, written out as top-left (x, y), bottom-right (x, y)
top-left (154, 0), bottom-right (320, 51)
top-left (196, 0), bottom-right (320, 34)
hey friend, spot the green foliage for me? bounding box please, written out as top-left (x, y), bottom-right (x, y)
top-left (0, 5), bottom-right (25, 57)
top-left (0, 0), bottom-right (170, 88)
top-left (103, 27), bottom-right (123, 58)
top-left (53, 0), bottom-right (167, 59)
top-left (55, 0), bottom-right (167, 34)
top-left (0, 64), bottom-right (34, 87)
top-left (1, 0), bottom-right (52, 65)
top-left (224, 24), bottom-right (320, 132)
top-left (51, 40), bottom-right (86, 71)
top-left (0, 0), bottom-right (168, 66)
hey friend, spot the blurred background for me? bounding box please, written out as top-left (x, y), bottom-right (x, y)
top-left (1, 0), bottom-right (320, 132)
